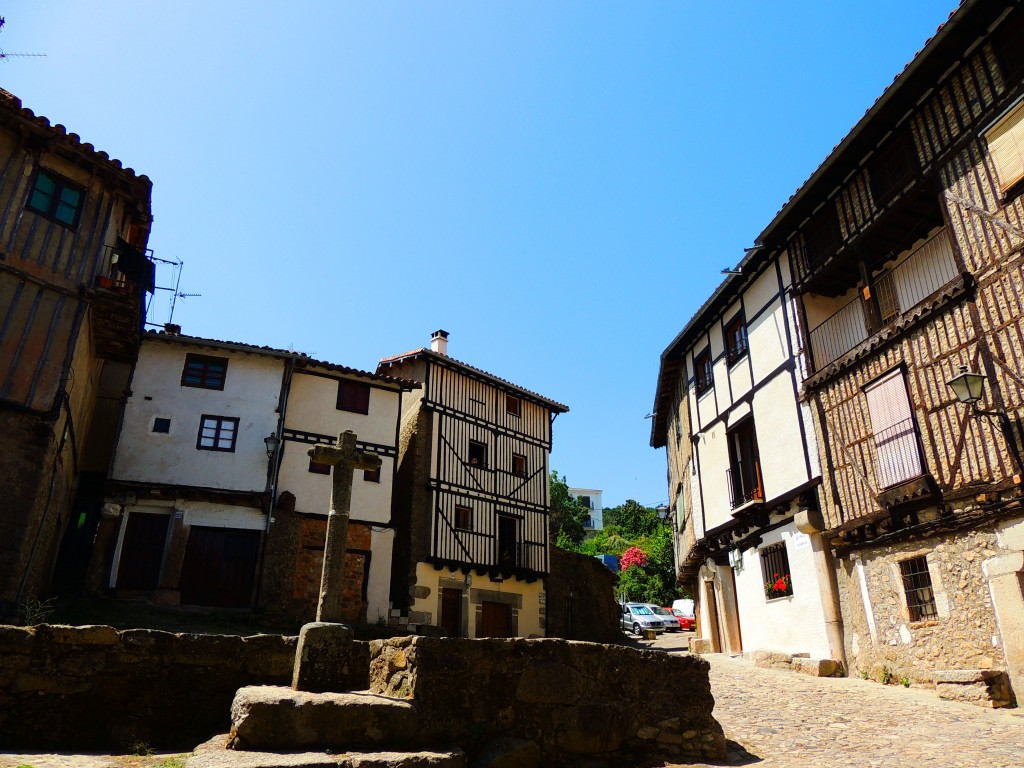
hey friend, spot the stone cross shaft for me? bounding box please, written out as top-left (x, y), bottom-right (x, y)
top-left (308, 430), bottom-right (381, 623)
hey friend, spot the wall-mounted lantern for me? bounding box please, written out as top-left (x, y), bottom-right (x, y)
top-left (264, 433), bottom-right (281, 459)
top-left (946, 365), bottom-right (987, 407)
top-left (728, 548), bottom-right (744, 572)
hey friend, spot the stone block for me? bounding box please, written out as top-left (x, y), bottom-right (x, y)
top-left (39, 624), bottom-right (118, 645)
top-left (292, 622), bottom-right (369, 694)
top-left (934, 669), bottom-right (1012, 708)
top-left (688, 637), bottom-right (712, 654)
top-left (752, 650), bottom-right (793, 668)
top-left (792, 658), bottom-right (840, 677)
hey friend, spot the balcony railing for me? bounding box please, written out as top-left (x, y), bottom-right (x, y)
top-left (727, 459), bottom-right (764, 510)
top-left (873, 417), bottom-right (924, 489)
top-left (807, 230), bottom-right (958, 371)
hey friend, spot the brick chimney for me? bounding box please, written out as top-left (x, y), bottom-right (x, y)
top-left (431, 329), bottom-right (449, 355)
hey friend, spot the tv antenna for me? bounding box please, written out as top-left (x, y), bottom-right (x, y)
top-left (0, 18), bottom-right (47, 61)
top-left (146, 257), bottom-right (202, 328)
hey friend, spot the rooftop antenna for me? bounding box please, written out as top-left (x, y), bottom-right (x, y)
top-left (0, 18), bottom-right (47, 61)
top-left (145, 257), bottom-right (202, 328)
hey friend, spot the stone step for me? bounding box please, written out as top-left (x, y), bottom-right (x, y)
top-left (229, 686), bottom-right (421, 752)
top-left (188, 735), bottom-right (466, 768)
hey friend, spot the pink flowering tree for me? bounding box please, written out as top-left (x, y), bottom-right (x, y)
top-left (619, 546), bottom-right (648, 571)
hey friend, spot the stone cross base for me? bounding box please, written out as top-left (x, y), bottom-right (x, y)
top-left (292, 622), bottom-right (367, 693)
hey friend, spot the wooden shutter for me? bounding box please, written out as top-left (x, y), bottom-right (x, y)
top-left (987, 101), bottom-right (1024, 194)
top-left (865, 370), bottom-right (922, 488)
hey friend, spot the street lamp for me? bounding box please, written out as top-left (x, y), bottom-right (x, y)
top-left (946, 365), bottom-right (987, 407)
top-left (264, 433), bottom-right (280, 459)
top-left (656, 504), bottom-right (669, 520)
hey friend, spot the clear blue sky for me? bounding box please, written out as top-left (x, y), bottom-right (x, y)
top-left (2, 2), bottom-right (957, 507)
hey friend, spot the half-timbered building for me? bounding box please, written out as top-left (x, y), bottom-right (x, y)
top-left (0, 89), bottom-right (153, 616)
top-left (99, 330), bottom-right (413, 624)
top-left (651, 248), bottom-right (844, 664)
top-left (377, 330), bottom-right (568, 638)
top-left (738, 0), bottom-right (1024, 698)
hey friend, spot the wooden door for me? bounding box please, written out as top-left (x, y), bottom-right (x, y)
top-left (441, 588), bottom-right (462, 637)
top-left (116, 512), bottom-right (169, 590)
top-left (179, 527), bottom-right (260, 608)
top-left (480, 601), bottom-right (511, 638)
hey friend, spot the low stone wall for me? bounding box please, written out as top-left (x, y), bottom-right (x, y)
top-left (0, 624), bottom-right (303, 751)
top-left (546, 548), bottom-right (622, 643)
top-left (368, 636), bottom-right (725, 764)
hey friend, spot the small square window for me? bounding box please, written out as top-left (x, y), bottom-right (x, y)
top-left (694, 348), bottom-right (713, 395)
top-left (182, 354), bottom-right (228, 390)
top-left (455, 505), bottom-right (473, 531)
top-left (512, 453), bottom-right (527, 478)
top-left (468, 441), bottom-right (487, 469)
top-left (506, 395), bottom-right (521, 417)
top-left (760, 542), bottom-right (793, 599)
top-left (337, 380), bottom-right (371, 414)
top-left (309, 458), bottom-right (331, 475)
top-left (725, 315), bottom-right (748, 365)
top-left (152, 417), bottom-right (171, 434)
top-left (900, 555), bottom-right (938, 622)
top-left (363, 466), bottom-right (381, 483)
top-left (196, 415), bottom-right (239, 452)
top-left (26, 169), bottom-right (85, 229)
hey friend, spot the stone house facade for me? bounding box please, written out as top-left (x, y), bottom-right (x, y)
top-left (97, 330), bottom-right (413, 624)
top-left (0, 88), bottom-right (153, 617)
top-left (377, 330), bottom-right (569, 638)
top-left (655, 0), bottom-right (1024, 701)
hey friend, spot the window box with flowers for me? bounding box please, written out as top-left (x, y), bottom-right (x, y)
top-left (764, 573), bottom-right (792, 599)
top-left (759, 542), bottom-right (793, 600)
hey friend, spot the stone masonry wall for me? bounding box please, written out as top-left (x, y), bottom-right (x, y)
top-left (837, 521), bottom-right (1011, 686)
top-left (546, 548), bottom-right (621, 643)
top-left (369, 636), bottom-right (726, 764)
top-left (0, 624), bottom-right (297, 751)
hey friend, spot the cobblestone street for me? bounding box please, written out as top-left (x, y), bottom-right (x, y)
top-left (644, 632), bottom-right (1024, 768)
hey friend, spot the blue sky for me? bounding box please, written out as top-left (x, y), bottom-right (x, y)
top-left (2, 2), bottom-right (957, 506)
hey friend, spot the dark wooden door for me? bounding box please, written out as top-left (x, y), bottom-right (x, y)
top-left (179, 527), bottom-right (260, 608)
top-left (116, 512), bottom-right (170, 590)
top-left (497, 515), bottom-right (519, 568)
top-left (441, 588), bottom-right (462, 637)
top-left (480, 601), bottom-right (511, 638)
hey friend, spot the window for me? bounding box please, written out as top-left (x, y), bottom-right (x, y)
top-left (511, 453), bottom-right (527, 478)
top-left (694, 348), bottom-right (713, 395)
top-left (152, 417), bottom-right (171, 434)
top-left (578, 495), bottom-right (591, 509)
top-left (900, 555), bottom-right (938, 622)
top-left (725, 315), bottom-right (748, 365)
top-left (727, 419), bottom-right (763, 508)
top-left (986, 100), bottom-right (1024, 195)
top-left (468, 440), bottom-right (487, 469)
top-left (309, 458), bottom-right (331, 475)
top-left (506, 395), bottom-right (521, 417)
top-left (337, 380), bottom-right (371, 414)
top-left (865, 369), bottom-right (923, 488)
top-left (26, 169), bottom-right (85, 228)
top-left (196, 415), bottom-right (239, 452)
top-left (455, 505), bottom-right (473, 531)
top-left (363, 466), bottom-right (381, 483)
top-left (181, 354), bottom-right (228, 391)
top-left (760, 543), bottom-right (793, 599)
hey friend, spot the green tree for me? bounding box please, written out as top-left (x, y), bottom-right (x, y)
top-left (613, 499), bottom-right (660, 538)
top-left (549, 471), bottom-right (590, 547)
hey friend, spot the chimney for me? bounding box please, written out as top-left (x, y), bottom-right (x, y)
top-left (430, 329), bottom-right (449, 355)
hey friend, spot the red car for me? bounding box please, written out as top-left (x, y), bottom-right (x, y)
top-left (668, 607), bottom-right (695, 631)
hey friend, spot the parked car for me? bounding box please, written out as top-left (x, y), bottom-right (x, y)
top-left (671, 607), bottom-right (696, 631)
top-left (646, 604), bottom-right (680, 632)
top-left (620, 602), bottom-right (667, 635)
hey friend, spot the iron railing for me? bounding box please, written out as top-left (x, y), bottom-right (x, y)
top-left (727, 459), bottom-right (764, 509)
top-left (873, 417), bottom-right (924, 489)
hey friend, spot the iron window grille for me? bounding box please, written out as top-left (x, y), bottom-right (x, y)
top-left (337, 380), bottom-right (371, 414)
top-left (26, 169), bottom-right (85, 229)
top-left (899, 556), bottom-right (938, 622)
top-left (760, 543), bottom-right (793, 599)
top-left (196, 415), bottom-right (240, 452)
top-left (181, 354), bottom-right (228, 390)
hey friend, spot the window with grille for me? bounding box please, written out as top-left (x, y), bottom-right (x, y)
top-left (181, 354), bottom-right (228, 390)
top-left (899, 556), bottom-right (938, 622)
top-left (196, 415), bottom-right (239, 452)
top-left (873, 271), bottom-right (901, 325)
top-left (725, 314), bottom-right (748, 365)
top-left (694, 348), bottom-right (713, 395)
top-left (760, 543), bottom-right (793, 599)
top-left (865, 369), bottom-right (923, 488)
top-left (455, 505), bottom-right (473, 531)
top-left (337, 380), bottom-right (371, 414)
top-left (26, 169), bottom-right (85, 228)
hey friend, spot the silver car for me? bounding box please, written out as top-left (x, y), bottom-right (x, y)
top-left (620, 602), bottom-right (667, 635)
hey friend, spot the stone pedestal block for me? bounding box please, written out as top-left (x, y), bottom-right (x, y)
top-left (792, 657), bottom-right (840, 677)
top-left (688, 637), bottom-right (713, 654)
top-left (933, 669), bottom-right (1013, 708)
top-left (292, 622), bottom-right (369, 693)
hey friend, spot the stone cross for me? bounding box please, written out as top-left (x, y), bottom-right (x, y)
top-left (308, 430), bottom-right (381, 623)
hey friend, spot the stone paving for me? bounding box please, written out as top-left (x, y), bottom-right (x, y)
top-left (4, 631), bottom-right (1024, 767)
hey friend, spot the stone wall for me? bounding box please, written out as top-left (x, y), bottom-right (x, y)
top-left (546, 548), bottom-right (621, 643)
top-left (837, 523), bottom-right (1010, 686)
top-left (0, 624), bottom-right (298, 750)
top-left (368, 636), bottom-right (725, 764)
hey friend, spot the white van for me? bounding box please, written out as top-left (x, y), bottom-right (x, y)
top-left (672, 598), bottom-right (696, 631)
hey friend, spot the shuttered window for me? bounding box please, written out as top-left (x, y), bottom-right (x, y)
top-left (986, 100), bottom-right (1024, 195)
top-left (865, 370), bottom-right (922, 488)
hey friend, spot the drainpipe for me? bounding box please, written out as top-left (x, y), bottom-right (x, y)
top-left (795, 505), bottom-right (848, 674)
